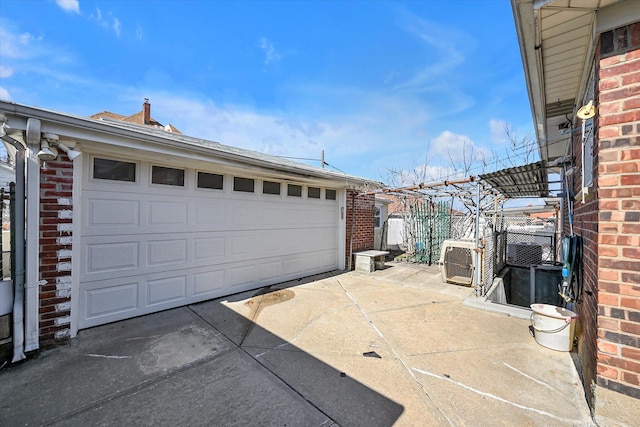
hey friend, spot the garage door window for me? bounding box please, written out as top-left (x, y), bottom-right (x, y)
top-left (198, 172), bottom-right (223, 190)
top-left (287, 184), bottom-right (302, 197)
top-left (152, 166), bottom-right (185, 186)
top-left (93, 158), bottom-right (136, 182)
top-left (263, 181), bottom-right (281, 195)
top-left (234, 177), bottom-right (255, 192)
top-left (308, 187), bottom-right (321, 199)
top-left (326, 189), bottom-right (337, 200)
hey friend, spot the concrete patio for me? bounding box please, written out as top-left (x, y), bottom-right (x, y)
top-left (0, 262), bottom-right (594, 426)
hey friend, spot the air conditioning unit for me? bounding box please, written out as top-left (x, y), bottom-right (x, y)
top-left (440, 240), bottom-right (477, 286)
top-left (507, 243), bottom-right (542, 267)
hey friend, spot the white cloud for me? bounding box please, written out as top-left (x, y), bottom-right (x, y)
top-left (55, 0), bottom-right (80, 14)
top-left (388, 164), bottom-right (461, 187)
top-left (260, 37), bottom-right (282, 66)
top-left (394, 10), bottom-right (471, 89)
top-left (113, 17), bottom-right (121, 37)
top-left (0, 26), bottom-right (42, 59)
top-left (0, 65), bottom-right (13, 78)
top-left (429, 130), bottom-right (489, 165)
top-left (89, 7), bottom-right (121, 37)
top-left (0, 86), bottom-right (11, 101)
top-left (136, 24), bottom-right (143, 41)
top-left (390, 9), bottom-right (475, 116)
top-left (489, 119), bottom-right (507, 143)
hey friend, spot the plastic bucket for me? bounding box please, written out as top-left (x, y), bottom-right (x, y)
top-left (530, 303), bottom-right (578, 351)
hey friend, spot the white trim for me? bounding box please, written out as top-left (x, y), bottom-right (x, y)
top-left (70, 153), bottom-right (82, 338)
top-left (338, 188), bottom-right (346, 270)
top-left (596, 1), bottom-right (640, 34)
top-left (24, 144), bottom-right (40, 351)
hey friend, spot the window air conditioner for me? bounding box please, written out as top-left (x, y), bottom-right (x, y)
top-left (440, 240), bottom-right (476, 286)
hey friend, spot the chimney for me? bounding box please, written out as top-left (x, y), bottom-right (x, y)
top-left (143, 98), bottom-right (150, 124)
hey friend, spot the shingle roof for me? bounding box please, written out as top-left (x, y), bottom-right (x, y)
top-left (88, 111), bottom-right (126, 121)
top-left (89, 106), bottom-right (182, 134)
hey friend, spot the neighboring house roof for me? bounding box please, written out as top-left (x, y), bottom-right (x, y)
top-left (376, 194), bottom-right (408, 215)
top-left (511, 0), bottom-right (631, 161)
top-left (0, 100), bottom-right (376, 187)
top-left (500, 202), bottom-right (559, 217)
top-left (89, 99), bottom-right (182, 134)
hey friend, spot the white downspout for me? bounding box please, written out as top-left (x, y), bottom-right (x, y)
top-left (24, 119), bottom-right (41, 351)
top-left (474, 184), bottom-right (482, 297)
top-left (0, 128), bottom-right (27, 362)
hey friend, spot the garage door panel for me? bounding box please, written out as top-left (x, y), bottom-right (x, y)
top-left (86, 241), bottom-right (140, 274)
top-left (147, 239), bottom-right (188, 266)
top-left (229, 264), bottom-right (258, 287)
top-left (82, 229), bottom-right (338, 281)
top-left (260, 260), bottom-right (283, 282)
top-left (79, 246), bottom-right (338, 328)
top-left (88, 198), bottom-right (141, 227)
top-left (149, 201), bottom-right (188, 226)
top-left (193, 237), bottom-right (226, 261)
top-left (194, 201), bottom-right (228, 226)
top-left (252, 228), bottom-right (336, 255)
top-left (229, 234), bottom-right (255, 258)
top-left (230, 202), bottom-right (261, 227)
top-left (193, 270), bottom-right (226, 297)
top-left (84, 282), bottom-right (139, 321)
top-left (146, 275), bottom-right (187, 306)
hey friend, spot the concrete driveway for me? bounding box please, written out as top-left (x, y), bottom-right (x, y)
top-left (0, 262), bottom-right (593, 426)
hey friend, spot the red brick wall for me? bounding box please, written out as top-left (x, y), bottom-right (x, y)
top-left (345, 189), bottom-right (375, 269)
top-left (592, 22), bottom-right (640, 400)
top-left (572, 113), bottom-right (600, 404)
top-left (39, 158), bottom-right (74, 347)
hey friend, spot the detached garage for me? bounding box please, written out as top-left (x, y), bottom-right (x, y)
top-left (0, 101), bottom-right (374, 359)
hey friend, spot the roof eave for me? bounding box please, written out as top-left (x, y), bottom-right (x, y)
top-left (511, 0), bottom-right (548, 161)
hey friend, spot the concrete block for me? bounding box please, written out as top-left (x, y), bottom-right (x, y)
top-left (355, 255), bottom-right (374, 273)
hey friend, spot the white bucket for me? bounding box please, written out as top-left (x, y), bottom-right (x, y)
top-left (530, 303), bottom-right (578, 351)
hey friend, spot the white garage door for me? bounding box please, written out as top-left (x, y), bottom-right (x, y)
top-left (78, 155), bottom-right (340, 329)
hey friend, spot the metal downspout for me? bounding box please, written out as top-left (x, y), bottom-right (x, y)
top-left (348, 192), bottom-right (355, 271)
top-left (474, 184), bottom-right (482, 297)
top-left (0, 133), bottom-right (26, 362)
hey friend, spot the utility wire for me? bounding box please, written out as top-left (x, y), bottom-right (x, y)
top-left (323, 162), bottom-right (346, 174)
top-left (271, 154), bottom-right (347, 174)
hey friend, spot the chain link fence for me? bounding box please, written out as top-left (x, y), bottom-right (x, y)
top-left (480, 216), bottom-right (558, 296)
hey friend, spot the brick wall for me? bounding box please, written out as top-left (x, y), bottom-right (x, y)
top-left (345, 189), bottom-right (375, 269)
top-left (39, 158), bottom-right (74, 347)
top-left (572, 115), bottom-right (600, 404)
top-left (592, 22), bottom-right (640, 401)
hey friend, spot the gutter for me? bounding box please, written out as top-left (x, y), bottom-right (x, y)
top-left (511, 0), bottom-right (548, 160)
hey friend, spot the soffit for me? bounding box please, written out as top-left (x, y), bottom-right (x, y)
top-left (512, 0), bottom-right (622, 162)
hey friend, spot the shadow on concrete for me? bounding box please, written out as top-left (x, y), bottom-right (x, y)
top-left (190, 272), bottom-right (405, 426)
top-left (0, 272), bottom-right (404, 426)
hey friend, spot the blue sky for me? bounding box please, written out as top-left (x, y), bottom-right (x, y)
top-left (0, 0), bottom-right (536, 184)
